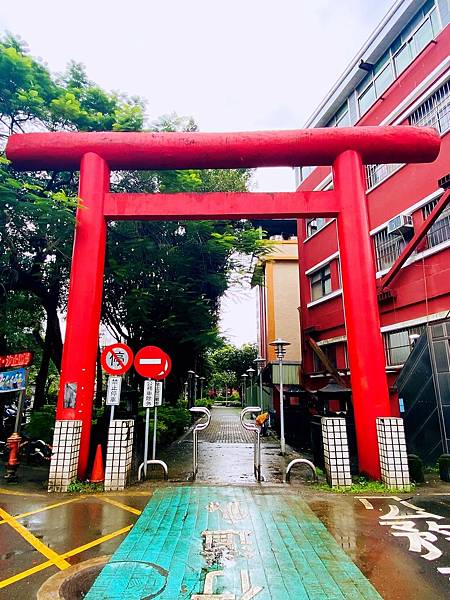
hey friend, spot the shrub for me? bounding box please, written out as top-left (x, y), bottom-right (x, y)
top-left (24, 405), bottom-right (55, 443)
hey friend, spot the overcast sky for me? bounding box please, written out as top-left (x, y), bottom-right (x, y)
top-left (0, 0), bottom-right (393, 346)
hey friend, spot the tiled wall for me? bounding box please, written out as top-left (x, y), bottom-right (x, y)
top-left (104, 419), bottom-right (134, 491)
top-left (48, 420), bottom-right (82, 492)
top-left (376, 417), bottom-right (410, 490)
top-left (321, 416), bottom-right (352, 488)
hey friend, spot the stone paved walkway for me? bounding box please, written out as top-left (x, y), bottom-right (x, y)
top-left (85, 486), bottom-right (382, 600)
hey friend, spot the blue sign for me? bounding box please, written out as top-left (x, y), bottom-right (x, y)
top-left (0, 368), bottom-right (26, 393)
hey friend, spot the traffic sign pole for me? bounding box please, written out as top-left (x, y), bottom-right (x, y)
top-left (144, 406), bottom-right (150, 477)
top-left (153, 382), bottom-right (163, 461)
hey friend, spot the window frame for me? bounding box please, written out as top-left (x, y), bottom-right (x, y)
top-left (309, 264), bottom-right (332, 301)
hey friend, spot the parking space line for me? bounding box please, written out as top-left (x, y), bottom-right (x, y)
top-left (0, 559), bottom-right (54, 589)
top-left (0, 488), bottom-right (45, 497)
top-left (61, 524), bottom-right (133, 559)
top-left (0, 524), bottom-right (133, 590)
top-left (0, 497), bottom-right (84, 525)
top-left (96, 496), bottom-right (142, 515)
top-left (0, 506), bottom-right (70, 570)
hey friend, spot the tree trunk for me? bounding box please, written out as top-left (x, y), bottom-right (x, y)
top-left (33, 323), bottom-right (52, 410)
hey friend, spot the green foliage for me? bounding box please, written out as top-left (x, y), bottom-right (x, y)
top-left (195, 398), bottom-right (213, 410)
top-left (23, 405), bottom-right (55, 443)
top-left (206, 342), bottom-right (258, 392)
top-left (0, 35), bottom-right (269, 410)
top-left (67, 480), bottom-right (104, 493)
top-left (314, 475), bottom-right (413, 494)
top-left (148, 405), bottom-right (191, 446)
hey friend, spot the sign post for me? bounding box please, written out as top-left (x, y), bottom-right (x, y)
top-left (106, 376), bottom-right (122, 424)
top-left (142, 379), bottom-right (156, 477)
top-left (135, 347), bottom-right (171, 481)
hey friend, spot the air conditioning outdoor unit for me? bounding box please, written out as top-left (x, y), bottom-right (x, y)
top-left (387, 214), bottom-right (414, 236)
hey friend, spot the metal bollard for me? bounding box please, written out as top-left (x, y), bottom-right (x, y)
top-left (138, 459), bottom-right (168, 481)
top-left (240, 406), bottom-right (262, 482)
top-left (285, 458), bottom-right (318, 483)
top-left (189, 407), bottom-right (211, 480)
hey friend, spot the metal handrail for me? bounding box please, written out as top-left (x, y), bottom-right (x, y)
top-left (285, 458), bottom-right (317, 483)
top-left (240, 406), bottom-right (262, 482)
top-left (138, 459), bottom-right (168, 481)
top-left (189, 406), bottom-right (211, 480)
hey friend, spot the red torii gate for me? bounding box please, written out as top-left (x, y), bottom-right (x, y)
top-left (6, 127), bottom-right (440, 480)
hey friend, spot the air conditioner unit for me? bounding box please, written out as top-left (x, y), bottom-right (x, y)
top-left (387, 214), bottom-right (413, 235)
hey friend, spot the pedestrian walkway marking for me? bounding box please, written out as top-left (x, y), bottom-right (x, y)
top-left (96, 495), bottom-right (142, 515)
top-left (0, 524), bottom-right (133, 589)
top-left (0, 505), bottom-right (71, 570)
top-left (86, 486), bottom-right (383, 599)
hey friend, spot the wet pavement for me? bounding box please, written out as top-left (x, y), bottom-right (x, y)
top-left (0, 406), bottom-right (449, 598)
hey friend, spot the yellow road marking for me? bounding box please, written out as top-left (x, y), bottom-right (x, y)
top-left (0, 560), bottom-right (54, 589)
top-left (61, 524), bottom-right (133, 558)
top-left (0, 497), bottom-right (84, 525)
top-left (96, 496), bottom-right (142, 515)
top-left (0, 506), bottom-right (70, 570)
top-left (0, 524), bottom-right (133, 589)
top-left (0, 488), bottom-right (45, 497)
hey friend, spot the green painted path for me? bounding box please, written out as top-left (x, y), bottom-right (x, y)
top-left (86, 486), bottom-right (382, 599)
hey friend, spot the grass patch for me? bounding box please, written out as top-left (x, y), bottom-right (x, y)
top-left (67, 480), bottom-right (104, 493)
top-left (313, 475), bottom-right (414, 494)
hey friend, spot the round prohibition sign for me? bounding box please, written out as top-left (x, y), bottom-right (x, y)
top-left (101, 343), bottom-right (134, 376)
top-left (134, 346), bottom-right (172, 380)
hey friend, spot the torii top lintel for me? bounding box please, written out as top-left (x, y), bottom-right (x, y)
top-left (6, 126), bottom-right (440, 171)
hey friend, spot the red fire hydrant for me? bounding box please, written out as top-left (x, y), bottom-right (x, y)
top-left (4, 432), bottom-right (21, 482)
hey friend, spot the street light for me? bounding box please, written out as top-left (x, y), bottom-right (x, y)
top-left (241, 373), bottom-right (248, 407)
top-left (254, 356), bottom-right (266, 410)
top-left (269, 338), bottom-right (291, 455)
top-left (246, 367), bottom-right (256, 406)
top-left (199, 376), bottom-right (206, 401)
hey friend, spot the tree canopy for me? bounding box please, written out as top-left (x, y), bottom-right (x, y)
top-left (0, 35), bottom-right (267, 407)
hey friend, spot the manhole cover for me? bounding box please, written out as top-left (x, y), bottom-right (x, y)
top-left (37, 556), bottom-right (109, 600)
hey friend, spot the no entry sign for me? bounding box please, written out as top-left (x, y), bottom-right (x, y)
top-left (134, 346), bottom-right (172, 380)
top-left (101, 343), bottom-right (134, 376)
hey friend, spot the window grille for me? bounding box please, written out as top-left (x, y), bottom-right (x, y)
top-left (373, 228), bottom-right (406, 271)
top-left (409, 80), bottom-right (450, 135)
top-left (309, 265), bottom-right (332, 301)
top-left (384, 325), bottom-right (426, 366)
top-left (422, 197), bottom-right (450, 248)
top-left (366, 163), bottom-right (403, 189)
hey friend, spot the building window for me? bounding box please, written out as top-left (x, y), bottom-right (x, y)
top-left (306, 217), bottom-right (326, 238)
top-left (310, 265), bottom-right (332, 301)
top-left (357, 1), bottom-right (440, 117)
top-left (409, 79), bottom-right (450, 135)
top-left (365, 163), bottom-right (403, 189)
top-left (384, 326), bottom-right (426, 366)
top-left (373, 228), bottom-right (406, 272)
top-left (327, 101), bottom-right (350, 128)
top-left (422, 197), bottom-right (450, 248)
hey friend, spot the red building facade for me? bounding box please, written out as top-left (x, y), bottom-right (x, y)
top-left (297, 0), bottom-right (450, 415)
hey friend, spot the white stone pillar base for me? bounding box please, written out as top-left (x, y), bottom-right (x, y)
top-left (48, 420), bottom-right (82, 492)
top-left (376, 417), bottom-right (410, 490)
top-left (104, 419), bottom-right (134, 491)
top-left (321, 416), bottom-right (352, 488)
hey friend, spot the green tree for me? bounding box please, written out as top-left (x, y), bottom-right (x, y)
top-left (206, 342), bottom-right (258, 393)
top-left (0, 36), bottom-right (145, 407)
top-left (0, 35), bottom-right (268, 413)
